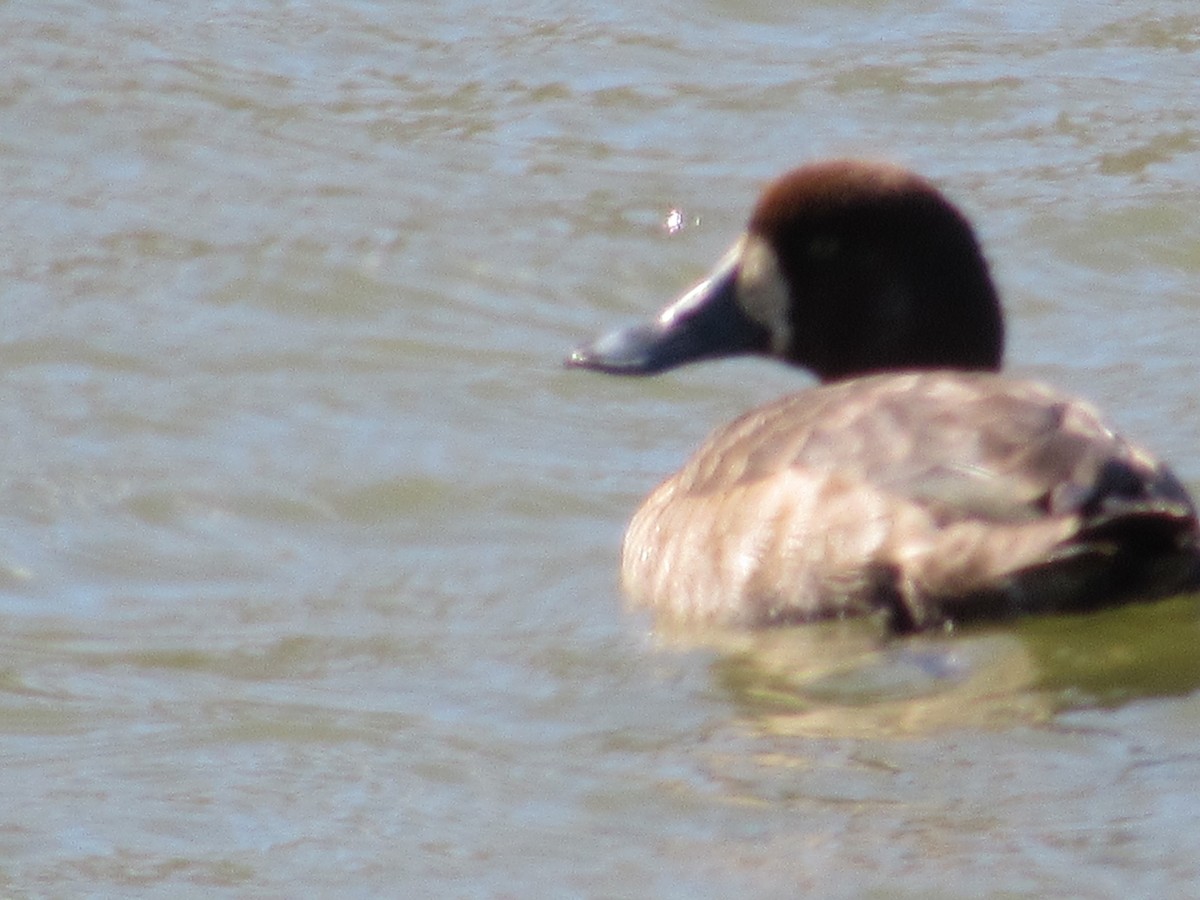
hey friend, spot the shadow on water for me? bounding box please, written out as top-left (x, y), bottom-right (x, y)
top-left (677, 593), bottom-right (1200, 738)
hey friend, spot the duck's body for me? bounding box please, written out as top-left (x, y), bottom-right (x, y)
top-left (622, 370), bottom-right (1196, 630)
top-left (568, 161), bottom-right (1199, 632)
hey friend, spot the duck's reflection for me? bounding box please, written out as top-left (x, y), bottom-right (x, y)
top-left (657, 594), bottom-right (1200, 738)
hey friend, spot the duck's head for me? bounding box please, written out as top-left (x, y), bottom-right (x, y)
top-left (567, 160), bottom-right (1004, 381)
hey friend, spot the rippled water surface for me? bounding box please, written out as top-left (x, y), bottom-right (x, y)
top-left (3, 1), bottom-right (1200, 895)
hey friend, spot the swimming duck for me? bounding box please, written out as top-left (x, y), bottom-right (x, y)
top-left (567, 160), bottom-right (1200, 632)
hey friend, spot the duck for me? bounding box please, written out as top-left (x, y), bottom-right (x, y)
top-left (567, 160), bottom-right (1200, 633)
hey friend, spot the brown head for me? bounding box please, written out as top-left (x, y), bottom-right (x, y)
top-left (567, 160), bottom-right (1004, 380)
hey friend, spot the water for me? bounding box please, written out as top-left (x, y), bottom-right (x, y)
top-left (2, 0), bottom-right (1200, 895)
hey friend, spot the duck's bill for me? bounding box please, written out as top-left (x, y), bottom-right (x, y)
top-left (565, 243), bottom-right (771, 375)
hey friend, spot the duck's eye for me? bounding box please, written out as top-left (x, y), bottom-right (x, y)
top-left (807, 235), bottom-right (841, 260)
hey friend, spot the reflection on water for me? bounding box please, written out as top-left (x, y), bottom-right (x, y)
top-left (1019, 594), bottom-right (1200, 706)
top-left (713, 624), bottom-right (1049, 738)
top-left (688, 595), bottom-right (1200, 739)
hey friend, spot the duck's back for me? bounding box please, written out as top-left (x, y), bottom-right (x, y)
top-left (622, 371), bottom-right (1199, 630)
